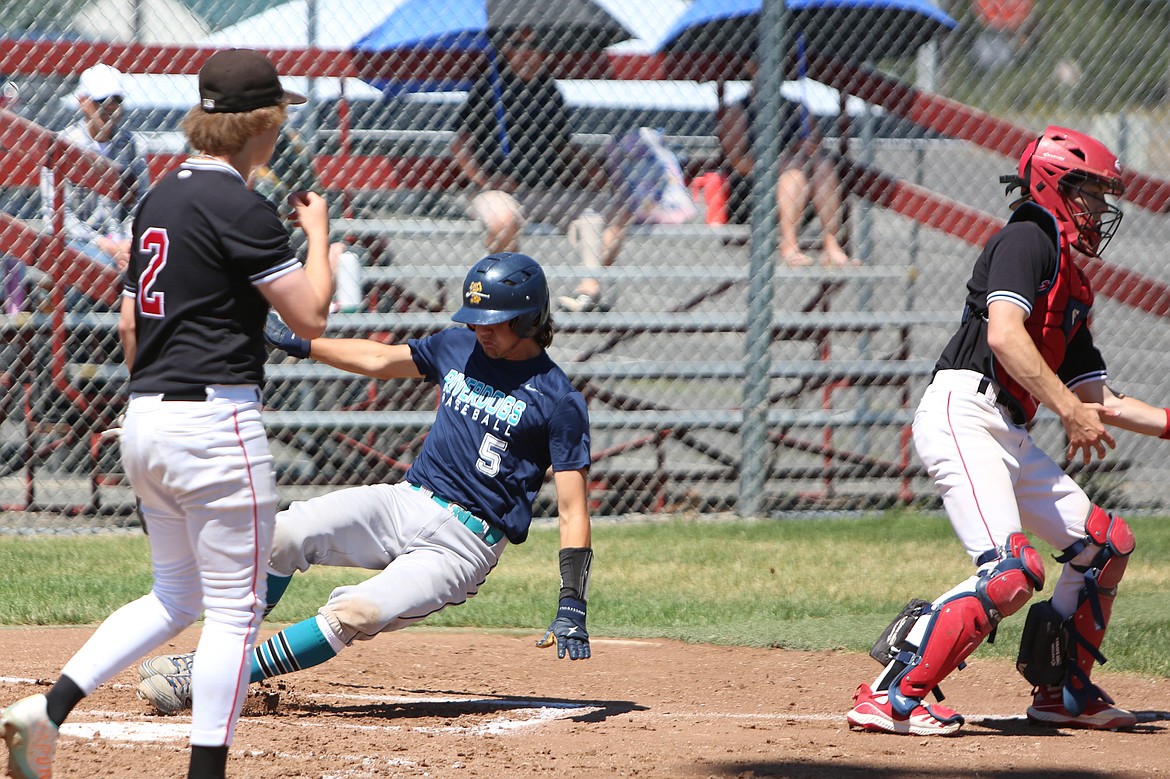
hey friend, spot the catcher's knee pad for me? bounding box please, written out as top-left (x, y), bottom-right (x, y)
top-left (1057, 506), bottom-right (1134, 714)
top-left (1062, 505), bottom-right (1134, 591)
top-left (977, 532), bottom-right (1046, 617)
top-left (889, 533), bottom-right (1044, 718)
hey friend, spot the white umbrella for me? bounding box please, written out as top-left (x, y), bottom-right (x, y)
top-left (202, 0), bottom-right (437, 50)
top-left (72, 0), bottom-right (211, 44)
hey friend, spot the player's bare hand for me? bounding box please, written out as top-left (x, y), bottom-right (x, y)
top-left (288, 190), bottom-right (329, 239)
top-left (1063, 401), bottom-right (1117, 464)
top-left (97, 236), bottom-right (131, 272)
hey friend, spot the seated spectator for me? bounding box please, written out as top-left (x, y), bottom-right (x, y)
top-left (40, 64), bottom-right (149, 276)
top-left (450, 26), bottom-right (628, 312)
top-left (718, 82), bottom-right (856, 268)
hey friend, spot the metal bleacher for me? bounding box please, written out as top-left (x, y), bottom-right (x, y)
top-left (29, 245), bottom-right (947, 515)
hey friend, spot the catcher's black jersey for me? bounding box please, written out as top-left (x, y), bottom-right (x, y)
top-left (124, 157), bottom-right (300, 395)
top-left (935, 202), bottom-right (1106, 420)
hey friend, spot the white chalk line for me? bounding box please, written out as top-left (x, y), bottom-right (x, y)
top-left (4, 674), bottom-right (1029, 778)
top-left (2, 675), bottom-right (1025, 732)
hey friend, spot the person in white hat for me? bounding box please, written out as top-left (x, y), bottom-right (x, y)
top-left (39, 63), bottom-right (149, 281)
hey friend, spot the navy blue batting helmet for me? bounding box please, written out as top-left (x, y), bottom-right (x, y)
top-left (451, 252), bottom-right (550, 338)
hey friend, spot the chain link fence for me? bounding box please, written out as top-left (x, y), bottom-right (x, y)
top-left (1, 1), bottom-right (1168, 530)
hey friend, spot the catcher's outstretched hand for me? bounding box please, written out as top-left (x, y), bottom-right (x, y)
top-left (536, 597), bottom-right (590, 660)
top-left (265, 311), bottom-right (311, 358)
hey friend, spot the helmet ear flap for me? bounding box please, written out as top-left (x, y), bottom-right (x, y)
top-left (535, 296), bottom-right (551, 331)
top-left (510, 296), bottom-right (550, 338)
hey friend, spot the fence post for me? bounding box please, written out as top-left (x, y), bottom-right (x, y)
top-left (739, 0), bottom-right (788, 518)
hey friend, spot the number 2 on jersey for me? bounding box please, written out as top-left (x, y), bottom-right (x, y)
top-left (477, 433), bottom-right (507, 477)
top-left (137, 227), bottom-right (170, 318)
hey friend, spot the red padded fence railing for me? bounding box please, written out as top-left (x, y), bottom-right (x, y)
top-left (801, 53), bottom-right (1170, 216)
top-left (0, 107), bottom-right (122, 304)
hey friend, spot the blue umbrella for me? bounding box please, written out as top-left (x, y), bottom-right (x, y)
top-left (206, 0), bottom-right (635, 51)
top-left (206, 0), bottom-right (678, 89)
top-left (351, 0), bottom-right (487, 91)
top-left (357, 0), bottom-right (676, 54)
top-left (349, 0), bottom-right (687, 88)
top-left (659, 0), bottom-right (957, 62)
top-left (354, 0), bottom-right (487, 53)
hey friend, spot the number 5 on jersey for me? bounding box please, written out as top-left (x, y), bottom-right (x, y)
top-left (477, 433), bottom-right (507, 477)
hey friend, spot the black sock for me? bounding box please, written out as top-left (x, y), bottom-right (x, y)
top-left (44, 675), bottom-right (85, 727)
top-left (187, 745), bottom-right (229, 779)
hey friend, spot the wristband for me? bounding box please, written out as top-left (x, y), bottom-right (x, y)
top-left (557, 596), bottom-right (587, 623)
top-left (264, 312), bottom-right (312, 359)
top-left (1160, 408), bottom-right (1170, 440)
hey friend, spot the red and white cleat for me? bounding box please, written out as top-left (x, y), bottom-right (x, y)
top-left (1026, 686), bottom-right (1136, 730)
top-left (846, 683), bottom-right (964, 736)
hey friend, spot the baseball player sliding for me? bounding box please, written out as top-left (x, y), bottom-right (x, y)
top-left (135, 252), bottom-right (594, 714)
top-left (1, 50), bottom-right (334, 779)
top-left (848, 126), bottom-right (1170, 736)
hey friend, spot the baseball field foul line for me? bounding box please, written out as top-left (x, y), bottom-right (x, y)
top-left (2, 678), bottom-right (1035, 746)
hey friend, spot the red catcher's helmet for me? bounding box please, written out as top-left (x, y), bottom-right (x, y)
top-left (1010, 126), bottom-right (1125, 256)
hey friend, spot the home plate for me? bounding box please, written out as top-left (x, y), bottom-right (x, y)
top-left (62, 721), bottom-right (190, 742)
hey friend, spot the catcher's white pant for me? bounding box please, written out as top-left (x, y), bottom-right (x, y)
top-left (912, 370), bottom-right (1094, 616)
top-left (269, 481), bottom-right (506, 644)
top-left (61, 386), bottom-right (275, 747)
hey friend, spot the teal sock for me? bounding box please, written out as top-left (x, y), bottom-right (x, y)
top-left (262, 573), bottom-right (293, 618)
top-left (251, 617), bottom-right (338, 683)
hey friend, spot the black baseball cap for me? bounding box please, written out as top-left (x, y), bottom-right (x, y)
top-left (198, 49), bottom-right (306, 114)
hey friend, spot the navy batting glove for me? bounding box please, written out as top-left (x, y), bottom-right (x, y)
top-left (537, 597), bottom-right (590, 660)
top-left (265, 312), bottom-right (311, 358)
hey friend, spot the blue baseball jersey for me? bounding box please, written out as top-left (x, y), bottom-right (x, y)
top-left (404, 327), bottom-right (591, 544)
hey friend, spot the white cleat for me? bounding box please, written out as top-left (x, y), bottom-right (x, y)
top-left (1, 693), bottom-right (59, 779)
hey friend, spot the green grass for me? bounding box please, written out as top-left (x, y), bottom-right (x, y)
top-left (3, 510), bottom-right (1169, 677)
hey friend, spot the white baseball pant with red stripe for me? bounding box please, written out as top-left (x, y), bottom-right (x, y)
top-left (912, 369), bottom-right (1095, 617)
top-left (60, 384), bottom-right (274, 747)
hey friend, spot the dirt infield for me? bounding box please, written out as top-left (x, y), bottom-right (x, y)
top-left (2, 625), bottom-right (1168, 778)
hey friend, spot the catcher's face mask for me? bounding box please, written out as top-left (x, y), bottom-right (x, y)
top-left (1061, 176), bottom-right (1123, 257)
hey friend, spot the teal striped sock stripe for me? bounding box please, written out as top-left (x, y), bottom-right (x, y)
top-left (251, 617), bottom-right (338, 684)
